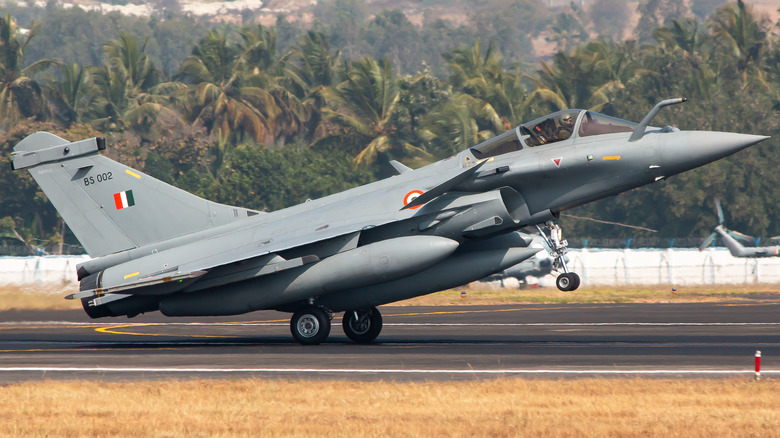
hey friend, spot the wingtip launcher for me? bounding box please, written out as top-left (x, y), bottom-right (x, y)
top-left (10, 137), bottom-right (106, 170)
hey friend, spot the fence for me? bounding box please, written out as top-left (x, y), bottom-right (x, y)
top-left (0, 255), bottom-right (90, 286)
top-left (0, 248), bottom-right (778, 289)
top-left (565, 247), bottom-right (780, 286)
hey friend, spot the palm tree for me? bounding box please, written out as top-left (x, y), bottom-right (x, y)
top-left (652, 19), bottom-right (709, 59)
top-left (442, 39), bottom-right (531, 128)
top-left (175, 30), bottom-right (275, 151)
top-left (286, 30), bottom-right (345, 143)
top-left (584, 39), bottom-right (653, 106)
top-left (238, 24), bottom-right (307, 147)
top-left (527, 47), bottom-right (623, 113)
top-left (420, 93), bottom-right (502, 158)
top-left (709, 0), bottom-right (772, 86)
top-left (88, 33), bottom-right (180, 139)
top-left (545, 10), bottom-right (589, 53)
top-left (319, 56), bottom-right (429, 166)
top-left (103, 33), bottom-right (159, 92)
top-left (651, 19), bottom-right (717, 98)
top-left (0, 14), bottom-right (53, 127)
top-left (442, 39), bottom-right (501, 106)
top-left (43, 62), bottom-right (89, 127)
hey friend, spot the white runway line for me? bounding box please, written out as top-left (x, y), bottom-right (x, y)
top-left (0, 367), bottom-right (778, 375)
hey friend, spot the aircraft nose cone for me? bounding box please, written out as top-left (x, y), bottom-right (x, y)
top-left (688, 132), bottom-right (769, 161)
top-left (661, 131), bottom-right (769, 175)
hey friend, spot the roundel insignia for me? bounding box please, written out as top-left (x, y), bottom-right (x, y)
top-left (403, 190), bottom-right (424, 209)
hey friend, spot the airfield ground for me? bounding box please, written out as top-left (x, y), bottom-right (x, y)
top-left (1, 283), bottom-right (778, 310)
top-left (1, 378), bottom-right (779, 436)
top-left (2, 283), bottom-right (778, 436)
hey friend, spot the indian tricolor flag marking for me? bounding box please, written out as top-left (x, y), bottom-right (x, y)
top-left (113, 190), bottom-right (135, 210)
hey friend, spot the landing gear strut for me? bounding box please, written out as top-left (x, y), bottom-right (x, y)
top-left (342, 307), bottom-right (383, 343)
top-left (536, 220), bottom-right (580, 291)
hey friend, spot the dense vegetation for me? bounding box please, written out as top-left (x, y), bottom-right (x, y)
top-left (0, 0), bottom-right (778, 254)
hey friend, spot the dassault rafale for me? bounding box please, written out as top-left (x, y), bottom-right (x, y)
top-left (10, 98), bottom-right (769, 344)
top-left (482, 230), bottom-right (555, 287)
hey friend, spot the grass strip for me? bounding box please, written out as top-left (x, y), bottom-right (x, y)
top-left (0, 283), bottom-right (779, 311)
top-left (1, 378), bottom-right (778, 437)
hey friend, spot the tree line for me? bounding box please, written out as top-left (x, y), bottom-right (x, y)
top-left (0, 0), bottom-right (778, 254)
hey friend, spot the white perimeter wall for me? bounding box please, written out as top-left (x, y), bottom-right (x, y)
top-left (566, 248), bottom-right (780, 286)
top-left (0, 256), bottom-right (90, 286)
top-left (0, 248), bottom-right (779, 288)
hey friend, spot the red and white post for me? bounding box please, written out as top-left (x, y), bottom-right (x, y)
top-left (755, 350), bottom-right (761, 381)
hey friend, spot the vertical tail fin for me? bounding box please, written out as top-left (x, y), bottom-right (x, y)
top-left (11, 132), bottom-right (259, 257)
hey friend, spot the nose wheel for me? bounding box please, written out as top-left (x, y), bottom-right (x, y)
top-left (536, 220), bottom-right (581, 291)
top-left (555, 272), bottom-right (580, 291)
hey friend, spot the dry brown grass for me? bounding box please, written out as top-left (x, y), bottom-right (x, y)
top-left (0, 283), bottom-right (779, 311)
top-left (0, 378), bottom-right (778, 437)
top-left (397, 283), bottom-right (780, 306)
top-left (0, 284), bottom-right (81, 310)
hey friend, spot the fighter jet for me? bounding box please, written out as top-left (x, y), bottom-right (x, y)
top-left (699, 198), bottom-right (780, 258)
top-left (482, 230), bottom-right (555, 287)
top-left (10, 98), bottom-right (768, 344)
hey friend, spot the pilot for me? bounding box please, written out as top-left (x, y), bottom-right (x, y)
top-left (556, 114), bottom-right (574, 141)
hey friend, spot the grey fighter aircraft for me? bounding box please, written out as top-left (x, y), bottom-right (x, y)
top-left (482, 230), bottom-right (555, 287)
top-left (699, 199), bottom-right (780, 258)
top-left (10, 98), bottom-right (768, 344)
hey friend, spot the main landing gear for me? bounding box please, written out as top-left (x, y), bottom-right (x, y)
top-left (290, 306), bottom-right (331, 345)
top-left (289, 305), bottom-right (383, 345)
top-left (536, 220), bottom-right (580, 292)
top-left (342, 307), bottom-right (383, 343)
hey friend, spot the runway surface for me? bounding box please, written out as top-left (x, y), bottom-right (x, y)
top-left (1, 301), bottom-right (779, 381)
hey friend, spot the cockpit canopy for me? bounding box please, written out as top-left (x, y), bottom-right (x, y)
top-left (471, 109), bottom-right (639, 160)
top-left (521, 109), bottom-right (581, 146)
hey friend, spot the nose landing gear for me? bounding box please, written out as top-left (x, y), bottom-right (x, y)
top-left (536, 221), bottom-right (580, 291)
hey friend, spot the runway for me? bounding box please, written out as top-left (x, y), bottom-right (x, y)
top-left (1, 301), bottom-right (779, 381)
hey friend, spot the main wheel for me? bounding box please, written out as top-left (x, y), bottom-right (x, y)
top-left (290, 306), bottom-right (331, 345)
top-left (556, 273), bottom-right (580, 291)
top-left (342, 307), bottom-right (383, 344)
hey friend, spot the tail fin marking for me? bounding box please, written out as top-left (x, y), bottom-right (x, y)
top-left (13, 132), bottom-right (257, 258)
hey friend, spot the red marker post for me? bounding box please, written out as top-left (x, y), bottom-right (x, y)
top-left (755, 350), bottom-right (761, 381)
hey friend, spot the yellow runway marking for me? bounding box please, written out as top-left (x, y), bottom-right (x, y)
top-left (92, 308), bottom-right (632, 338)
top-left (96, 324), bottom-right (230, 338)
top-left (94, 318), bottom-right (288, 337)
top-left (0, 325), bottom-right (104, 330)
top-left (0, 347), bottom-right (185, 353)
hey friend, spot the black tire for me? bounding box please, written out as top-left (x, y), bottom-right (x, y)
top-left (342, 307), bottom-right (383, 344)
top-left (556, 273), bottom-right (573, 291)
top-left (290, 306), bottom-right (331, 345)
top-left (570, 272), bottom-right (581, 291)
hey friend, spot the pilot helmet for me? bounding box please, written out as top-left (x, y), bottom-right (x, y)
top-left (561, 113), bottom-right (573, 126)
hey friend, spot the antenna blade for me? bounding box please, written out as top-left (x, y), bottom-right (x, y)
top-left (699, 232), bottom-right (717, 251)
top-left (715, 198), bottom-right (725, 224)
